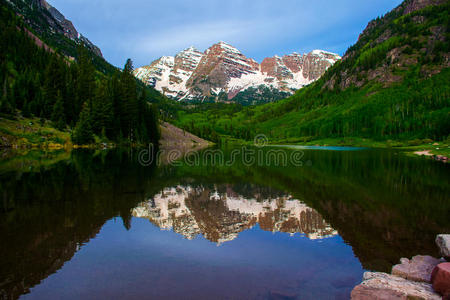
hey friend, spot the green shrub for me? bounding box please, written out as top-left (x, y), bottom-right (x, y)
top-left (407, 139), bottom-right (422, 146)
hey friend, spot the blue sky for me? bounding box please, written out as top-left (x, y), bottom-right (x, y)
top-left (48, 0), bottom-right (403, 68)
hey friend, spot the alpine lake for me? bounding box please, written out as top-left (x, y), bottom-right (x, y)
top-left (0, 145), bottom-right (449, 300)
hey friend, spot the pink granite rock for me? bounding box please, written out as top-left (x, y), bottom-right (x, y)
top-left (351, 272), bottom-right (441, 300)
top-left (391, 255), bottom-right (444, 283)
top-left (431, 263), bottom-right (450, 299)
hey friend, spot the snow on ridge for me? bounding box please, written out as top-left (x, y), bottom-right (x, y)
top-left (227, 71), bottom-right (279, 93)
top-left (134, 43), bottom-right (341, 101)
top-left (311, 49), bottom-right (341, 57)
top-left (132, 185), bottom-right (338, 243)
top-left (211, 87), bottom-right (224, 95)
top-left (178, 46), bottom-right (203, 58)
top-left (186, 46), bottom-right (199, 52)
top-left (159, 56), bottom-right (175, 66)
top-left (218, 41), bottom-right (241, 54)
top-left (134, 47), bottom-right (205, 99)
top-left (223, 56), bottom-right (252, 69)
top-left (285, 71), bottom-right (310, 90)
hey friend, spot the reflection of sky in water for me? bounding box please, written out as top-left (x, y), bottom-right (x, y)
top-left (273, 145), bottom-right (367, 151)
top-left (23, 218), bottom-right (364, 300)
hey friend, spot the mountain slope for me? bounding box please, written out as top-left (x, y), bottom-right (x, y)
top-left (134, 42), bottom-right (341, 104)
top-left (0, 0), bottom-right (162, 146)
top-left (4, 0), bottom-right (114, 74)
top-left (174, 0), bottom-right (449, 143)
top-left (321, 0), bottom-right (449, 90)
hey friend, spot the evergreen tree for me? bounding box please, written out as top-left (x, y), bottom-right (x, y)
top-left (120, 59), bottom-right (138, 142)
top-left (42, 56), bottom-right (65, 118)
top-left (0, 6), bottom-right (161, 146)
top-left (22, 99), bottom-right (31, 117)
top-left (76, 47), bottom-right (96, 118)
top-left (91, 80), bottom-right (113, 136)
top-left (0, 79), bottom-right (14, 114)
top-left (51, 91), bottom-right (66, 131)
top-left (146, 104), bottom-right (160, 145)
top-left (72, 104), bottom-right (94, 145)
top-left (109, 73), bottom-right (123, 139)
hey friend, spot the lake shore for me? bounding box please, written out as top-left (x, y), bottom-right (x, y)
top-left (351, 234), bottom-right (450, 299)
top-left (1, 144), bottom-right (449, 299)
top-left (0, 117), bottom-right (212, 153)
top-left (2, 116), bottom-right (448, 163)
top-left (270, 137), bottom-right (450, 157)
top-left (222, 136), bottom-right (450, 162)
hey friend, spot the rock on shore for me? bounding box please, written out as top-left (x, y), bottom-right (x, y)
top-left (352, 233), bottom-right (450, 299)
top-left (431, 263), bottom-right (450, 299)
top-left (436, 234), bottom-right (450, 260)
top-left (391, 255), bottom-right (444, 283)
top-left (351, 272), bottom-right (440, 299)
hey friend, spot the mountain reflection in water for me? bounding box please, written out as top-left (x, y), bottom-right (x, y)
top-left (133, 185), bottom-right (337, 244)
top-left (0, 148), bottom-right (448, 300)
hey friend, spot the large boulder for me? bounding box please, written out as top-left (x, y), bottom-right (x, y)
top-left (351, 272), bottom-right (441, 300)
top-left (431, 263), bottom-right (450, 299)
top-left (436, 234), bottom-right (450, 260)
top-left (391, 255), bottom-right (443, 283)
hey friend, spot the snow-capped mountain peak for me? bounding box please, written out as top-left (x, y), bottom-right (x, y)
top-left (134, 42), bottom-right (341, 103)
top-left (217, 41), bottom-right (241, 54)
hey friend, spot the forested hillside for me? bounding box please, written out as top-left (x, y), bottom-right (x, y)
top-left (0, 2), bottom-right (160, 145)
top-left (174, 0), bottom-right (449, 144)
top-left (4, 0), bottom-right (114, 74)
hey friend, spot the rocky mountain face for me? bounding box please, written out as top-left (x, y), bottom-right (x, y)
top-left (134, 42), bottom-right (341, 103)
top-left (132, 185), bottom-right (337, 244)
top-left (6, 0), bottom-right (103, 57)
top-left (135, 47), bottom-right (204, 98)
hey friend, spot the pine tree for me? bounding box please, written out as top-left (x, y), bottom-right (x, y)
top-left (146, 104), bottom-right (160, 145)
top-left (136, 90), bottom-right (148, 142)
top-left (0, 79), bottom-right (14, 114)
top-left (91, 80), bottom-right (113, 136)
top-left (72, 104), bottom-right (94, 145)
top-left (42, 55), bottom-right (64, 118)
top-left (109, 73), bottom-right (123, 139)
top-left (120, 59), bottom-right (138, 142)
top-left (76, 47), bottom-right (96, 118)
top-left (22, 99), bottom-right (31, 117)
top-left (0, 6), bottom-right (161, 145)
top-left (51, 91), bottom-right (66, 131)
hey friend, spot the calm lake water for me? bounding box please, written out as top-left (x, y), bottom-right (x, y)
top-left (0, 147), bottom-right (449, 300)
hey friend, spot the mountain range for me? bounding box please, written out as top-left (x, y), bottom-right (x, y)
top-left (132, 185), bottom-right (337, 244)
top-left (134, 42), bottom-right (341, 104)
top-left (173, 0), bottom-right (449, 143)
top-left (1, 0), bottom-right (448, 146)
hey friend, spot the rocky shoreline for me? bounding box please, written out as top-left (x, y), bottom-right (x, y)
top-left (415, 150), bottom-right (449, 163)
top-left (351, 234), bottom-right (450, 299)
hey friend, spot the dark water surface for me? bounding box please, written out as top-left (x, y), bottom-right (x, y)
top-left (0, 147), bottom-right (449, 300)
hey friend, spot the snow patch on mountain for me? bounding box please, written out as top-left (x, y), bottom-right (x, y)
top-left (134, 42), bottom-right (341, 102)
top-left (227, 72), bottom-right (278, 95)
top-left (135, 47), bottom-right (204, 98)
top-left (132, 185), bottom-right (338, 244)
